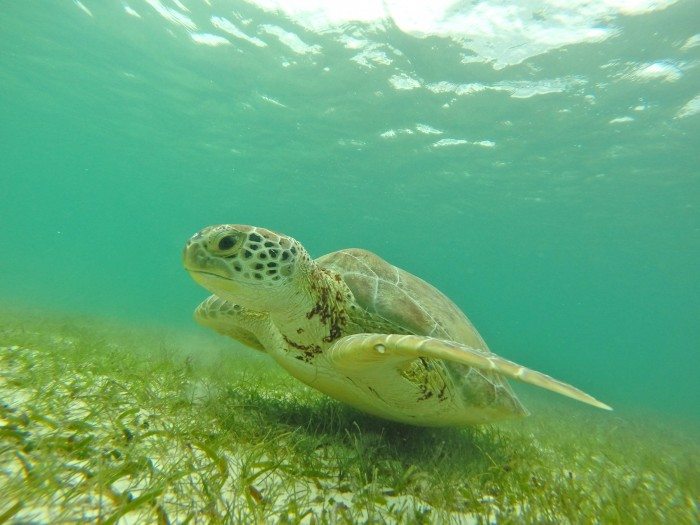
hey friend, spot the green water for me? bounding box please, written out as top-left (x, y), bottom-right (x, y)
top-left (1, 0), bottom-right (698, 421)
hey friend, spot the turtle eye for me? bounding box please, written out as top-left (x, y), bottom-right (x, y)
top-left (218, 235), bottom-right (237, 251)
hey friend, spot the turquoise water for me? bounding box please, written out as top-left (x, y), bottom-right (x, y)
top-left (1, 0), bottom-right (698, 419)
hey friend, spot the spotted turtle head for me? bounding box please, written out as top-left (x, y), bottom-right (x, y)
top-left (183, 224), bottom-right (310, 309)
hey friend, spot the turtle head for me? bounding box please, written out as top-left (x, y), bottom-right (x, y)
top-left (183, 224), bottom-right (311, 311)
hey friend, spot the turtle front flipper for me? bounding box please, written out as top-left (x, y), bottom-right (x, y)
top-left (327, 333), bottom-right (612, 411)
top-left (195, 295), bottom-right (266, 352)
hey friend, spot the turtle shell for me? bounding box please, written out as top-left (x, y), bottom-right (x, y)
top-left (316, 248), bottom-right (489, 351)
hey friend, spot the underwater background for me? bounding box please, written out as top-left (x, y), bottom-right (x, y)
top-left (1, 0), bottom-right (698, 425)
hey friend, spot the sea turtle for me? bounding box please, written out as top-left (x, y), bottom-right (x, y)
top-left (183, 224), bottom-right (611, 426)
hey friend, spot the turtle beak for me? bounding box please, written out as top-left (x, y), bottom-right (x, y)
top-left (182, 236), bottom-right (200, 272)
top-left (183, 240), bottom-right (240, 301)
top-left (182, 232), bottom-right (230, 278)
